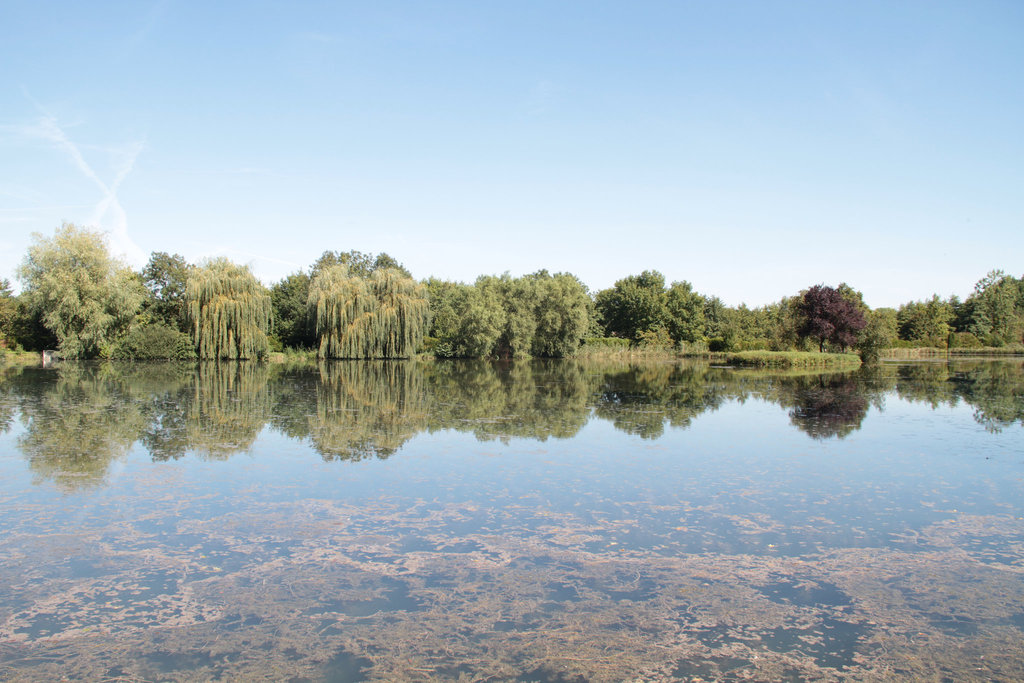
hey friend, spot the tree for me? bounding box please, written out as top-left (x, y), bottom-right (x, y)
top-left (423, 279), bottom-right (502, 358)
top-left (967, 270), bottom-right (1023, 345)
top-left (664, 280), bottom-right (705, 344)
top-left (141, 252), bottom-right (193, 331)
top-left (309, 265), bottom-right (428, 358)
top-left (310, 249), bottom-right (411, 280)
top-left (0, 279), bottom-right (16, 348)
top-left (17, 224), bottom-right (145, 358)
top-left (186, 258), bottom-right (271, 359)
top-left (702, 295), bottom-right (729, 339)
top-left (270, 271), bottom-right (315, 349)
top-left (797, 284), bottom-right (867, 352)
top-left (368, 268), bottom-right (430, 358)
top-left (594, 270), bottom-right (668, 340)
top-left (477, 274), bottom-right (538, 358)
top-left (530, 271), bottom-right (592, 357)
top-left (897, 295), bottom-right (953, 346)
top-left (857, 308), bottom-right (898, 363)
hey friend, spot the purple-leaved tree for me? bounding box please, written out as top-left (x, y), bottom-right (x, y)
top-left (797, 285), bottom-right (867, 352)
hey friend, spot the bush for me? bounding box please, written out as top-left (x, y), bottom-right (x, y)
top-left (949, 332), bottom-right (983, 349)
top-left (708, 337), bottom-right (730, 352)
top-left (110, 323), bottom-right (196, 360)
top-left (581, 337), bottom-right (631, 350)
top-left (635, 327), bottom-right (673, 350)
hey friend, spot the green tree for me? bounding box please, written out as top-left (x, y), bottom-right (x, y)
top-left (186, 258), bottom-right (271, 359)
top-left (530, 271), bottom-right (592, 357)
top-left (141, 252), bottom-right (192, 331)
top-left (309, 265), bottom-right (428, 358)
top-left (477, 274), bottom-right (538, 358)
top-left (311, 249), bottom-right (411, 280)
top-left (897, 295), bottom-right (953, 346)
top-left (594, 270), bottom-right (668, 340)
top-left (423, 277), bottom-right (462, 348)
top-left (0, 279), bottom-right (17, 348)
top-left (967, 270), bottom-right (1023, 345)
top-left (664, 281), bottom-right (705, 344)
top-left (17, 224), bottom-right (145, 358)
top-left (857, 307), bottom-right (898, 363)
top-left (446, 284), bottom-right (506, 358)
top-left (271, 271), bottom-right (315, 349)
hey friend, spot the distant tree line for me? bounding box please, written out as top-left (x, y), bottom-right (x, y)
top-left (2, 223), bottom-right (1023, 361)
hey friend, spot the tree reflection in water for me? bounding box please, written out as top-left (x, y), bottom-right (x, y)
top-left (783, 374), bottom-right (871, 440)
top-left (2, 358), bottom-right (1023, 488)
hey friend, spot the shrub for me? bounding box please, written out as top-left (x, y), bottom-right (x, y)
top-left (708, 337), bottom-right (730, 352)
top-left (635, 327), bottom-right (673, 350)
top-left (949, 332), bottom-right (983, 349)
top-left (110, 323), bottom-right (196, 360)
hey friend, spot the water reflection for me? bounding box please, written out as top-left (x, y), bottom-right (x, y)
top-left (782, 374), bottom-right (873, 440)
top-left (0, 358), bottom-right (1022, 488)
top-left (15, 365), bottom-right (147, 489)
top-left (2, 358), bottom-right (1024, 680)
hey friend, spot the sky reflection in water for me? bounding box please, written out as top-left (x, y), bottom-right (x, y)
top-left (0, 359), bottom-right (1023, 681)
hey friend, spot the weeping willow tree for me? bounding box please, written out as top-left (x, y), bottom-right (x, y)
top-left (370, 268), bottom-right (430, 358)
top-left (186, 258), bottom-right (271, 360)
top-left (309, 265), bottom-right (429, 359)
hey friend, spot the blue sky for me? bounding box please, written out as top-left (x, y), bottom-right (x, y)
top-left (1, 1), bottom-right (1021, 308)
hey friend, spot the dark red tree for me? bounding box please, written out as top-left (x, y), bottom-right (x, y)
top-left (797, 285), bottom-right (867, 352)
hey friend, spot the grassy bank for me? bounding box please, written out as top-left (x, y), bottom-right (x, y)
top-left (881, 346), bottom-right (1024, 359)
top-left (0, 349), bottom-right (41, 366)
top-left (719, 351), bottom-right (862, 368)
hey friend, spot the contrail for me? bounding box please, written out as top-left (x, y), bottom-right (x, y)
top-left (19, 93), bottom-right (147, 265)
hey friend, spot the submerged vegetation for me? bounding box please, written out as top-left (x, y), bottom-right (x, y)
top-left (3, 224), bottom-right (1024, 362)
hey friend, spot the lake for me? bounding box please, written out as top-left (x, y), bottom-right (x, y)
top-left (0, 358), bottom-right (1023, 681)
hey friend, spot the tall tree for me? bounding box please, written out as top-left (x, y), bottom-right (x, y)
top-left (797, 284), bottom-right (867, 352)
top-left (897, 295), bottom-right (953, 346)
top-left (141, 252), bottom-right (192, 331)
top-left (857, 307), bottom-right (898, 363)
top-left (0, 279), bottom-right (16, 348)
top-left (186, 258), bottom-right (271, 359)
top-left (270, 271), bottom-right (315, 349)
top-left (309, 265), bottom-right (428, 358)
top-left (594, 270), bottom-right (668, 340)
top-left (368, 268), bottom-right (430, 358)
top-left (664, 280), bottom-right (706, 344)
top-left (530, 271), bottom-right (592, 357)
top-left (967, 270), bottom-right (1023, 345)
top-left (477, 274), bottom-right (538, 358)
top-left (17, 224), bottom-right (145, 358)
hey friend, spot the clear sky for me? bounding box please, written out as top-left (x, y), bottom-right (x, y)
top-left (1, 1), bottom-right (1021, 308)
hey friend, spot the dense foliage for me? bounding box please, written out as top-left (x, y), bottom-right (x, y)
top-left (797, 285), bottom-right (867, 352)
top-left (16, 224), bottom-right (144, 358)
top-left (309, 265), bottom-right (428, 359)
top-left (3, 224), bottom-right (1023, 362)
top-left (187, 258), bottom-right (271, 360)
top-left (425, 271), bottom-right (590, 358)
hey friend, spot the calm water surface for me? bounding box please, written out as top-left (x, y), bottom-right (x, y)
top-left (0, 358), bottom-right (1023, 681)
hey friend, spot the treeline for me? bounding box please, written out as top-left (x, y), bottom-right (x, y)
top-left (1, 223), bottom-right (1023, 361)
